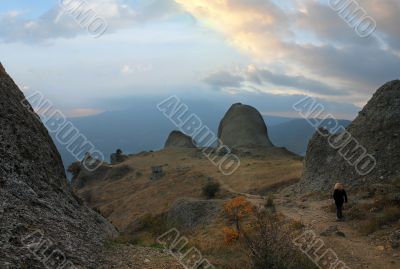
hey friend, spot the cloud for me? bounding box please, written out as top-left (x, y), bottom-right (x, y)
top-left (246, 66), bottom-right (348, 96)
top-left (121, 64), bottom-right (133, 75)
top-left (121, 63), bottom-right (153, 75)
top-left (290, 44), bottom-right (400, 89)
top-left (176, 0), bottom-right (400, 104)
top-left (362, 0), bottom-right (400, 51)
top-left (295, 1), bottom-right (378, 47)
top-left (203, 65), bottom-right (349, 97)
top-left (0, 0), bottom-right (181, 43)
top-left (175, 0), bottom-right (290, 61)
top-left (203, 70), bottom-right (244, 89)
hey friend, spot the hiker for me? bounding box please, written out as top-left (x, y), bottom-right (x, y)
top-left (333, 183), bottom-right (348, 220)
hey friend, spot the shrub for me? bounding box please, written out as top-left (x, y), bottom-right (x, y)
top-left (359, 219), bottom-right (380, 235)
top-left (346, 205), bottom-right (365, 220)
top-left (221, 197), bottom-right (317, 269)
top-left (290, 219), bottom-right (305, 230)
top-left (244, 211), bottom-right (318, 269)
top-left (358, 206), bottom-right (400, 235)
top-left (380, 206), bottom-right (400, 224)
top-left (202, 181), bottom-right (221, 199)
top-left (223, 226), bottom-right (240, 244)
top-left (265, 196), bottom-right (274, 208)
top-left (392, 177), bottom-right (400, 188)
top-left (67, 161), bottom-right (81, 179)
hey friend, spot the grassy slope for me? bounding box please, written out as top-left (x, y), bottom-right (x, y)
top-left (75, 147), bottom-right (302, 232)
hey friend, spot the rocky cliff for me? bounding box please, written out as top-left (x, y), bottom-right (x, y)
top-left (301, 80), bottom-right (400, 191)
top-left (218, 103), bottom-right (274, 149)
top-left (0, 63), bottom-right (117, 268)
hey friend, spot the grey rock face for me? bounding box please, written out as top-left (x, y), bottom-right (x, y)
top-left (0, 63), bottom-right (117, 268)
top-left (218, 103), bottom-right (274, 149)
top-left (301, 80), bottom-right (400, 191)
top-left (164, 130), bottom-right (196, 148)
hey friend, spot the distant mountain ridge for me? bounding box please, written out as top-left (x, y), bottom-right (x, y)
top-left (269, 118), bottom-right (351, 155)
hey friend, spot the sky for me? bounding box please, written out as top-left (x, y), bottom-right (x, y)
top-left (1, 0), bottom-right (399, 119)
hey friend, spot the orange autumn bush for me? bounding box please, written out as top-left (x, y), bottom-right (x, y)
top-left (223, 196), bottom-right (254, 238)
top-left (223, 226), bottom-right (240, 244)
top-left (224, 196), bottom-right (253, 222)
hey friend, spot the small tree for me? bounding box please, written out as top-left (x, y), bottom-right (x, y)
top-left (223, 196), bottom-right (253, 236)
top-left (243, 211), bottom-right (318, 269)
top-left (222, 197), bottom-right (318, 269)
top-left (202, 181), bottom-right (221, 199)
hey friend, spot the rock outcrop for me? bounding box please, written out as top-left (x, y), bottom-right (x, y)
top-left (218, 103), bottom-right (274, 149)
top-left (0, 63), bottom-right (117, 268)
top-left (110, 149), bottom-right (127, 164)
top-left (164, 130), bottom-right (196, 148)
top-left (167, 198), bottom-right (222, 229)
top-left (301, 80), bottom-right (400, 191)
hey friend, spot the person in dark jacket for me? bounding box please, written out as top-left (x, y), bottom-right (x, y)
top-left (333, 183), bottom-right (348, 220)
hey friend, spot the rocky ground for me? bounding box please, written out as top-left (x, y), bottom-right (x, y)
top-left (101, 245), bottom-right (183, 269)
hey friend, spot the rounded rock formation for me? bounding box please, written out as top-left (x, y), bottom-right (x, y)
top-left (164, 130), bottom-right (196, 148)
top-left (218, 103), bottom-right (274, 149)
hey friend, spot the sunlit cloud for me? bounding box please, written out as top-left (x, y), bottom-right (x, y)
top-left (176, 0), bottom-right (400, 105)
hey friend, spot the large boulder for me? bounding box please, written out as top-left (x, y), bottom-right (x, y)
top-left (0, 63), bottom-right (117, 268)
top-left (167, 198), bottom-right (222, 229)
top-left (164, 130), bottom-right (196, 148)
top-left (301, 80), bottom-right (400, 191)
top-left (218, 103), bottom-right (274, 149)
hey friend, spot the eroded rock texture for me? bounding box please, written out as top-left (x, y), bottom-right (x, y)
top-left (302, 80), bottom-right (400, 191)
top-left (0, 63), bottom-right (117, 268)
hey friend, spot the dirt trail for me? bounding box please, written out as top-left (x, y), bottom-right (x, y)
top-left (236, 187), bottom-right (400, 269)
top-left (272, 196), bottom-right (400, 269)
